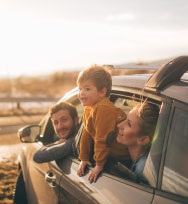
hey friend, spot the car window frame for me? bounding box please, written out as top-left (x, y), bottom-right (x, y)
top-left (38, 90), bottom-right (83, 146)
top-left (70, 88), bottom-right (165, 192)
top-left (154, 100), bottom-right (188, 204)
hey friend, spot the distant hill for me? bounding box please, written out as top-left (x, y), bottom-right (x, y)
top-left (0, 56), bottom-right (184, 97)
top-left (122, 56), bottom-right (175, 66)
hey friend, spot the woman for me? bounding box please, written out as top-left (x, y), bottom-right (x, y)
top-left (117, 102), bottom-right (159, 178)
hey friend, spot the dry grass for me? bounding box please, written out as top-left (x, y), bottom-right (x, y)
top-left (0, 57), bottom-right (175, 97)
top-left (0, 161), bottom-right (19, 204)
top-left (0, 71), bottom-right (79, 97)
top-left (0, 117), bottom-right (43, 203)
top-left (0, 107), bottom-right (48, 117)
top-left (0, 69), bottom-right (156, 98)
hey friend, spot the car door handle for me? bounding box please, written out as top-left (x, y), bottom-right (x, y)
top-left (45, 171), bottom-right (56, 188)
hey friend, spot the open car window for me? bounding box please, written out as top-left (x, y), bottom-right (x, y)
top-left (106, 91), bottom-right (162, 186)
top-left (44, 88), bottom-right (164, 188)
top-left (71, 90), bottom-right (163, 187)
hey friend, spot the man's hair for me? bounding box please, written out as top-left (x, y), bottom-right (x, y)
top-left (77, 64), bottom-right (112, 97)
top-left (135, 102), bottom-right (159, 139)
top-left (49, 102), bottom-right (78, 121)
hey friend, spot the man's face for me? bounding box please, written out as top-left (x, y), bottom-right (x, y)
top-left (51, 109), bottom-right (75, 139)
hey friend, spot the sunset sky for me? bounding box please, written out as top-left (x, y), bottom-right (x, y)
top-left (0, 0), bottom-right (188, 77)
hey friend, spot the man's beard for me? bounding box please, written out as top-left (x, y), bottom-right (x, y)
top-left (57, 123), bottom-right (77, 139)
top-left (68, 124), bottom-right (77, 138)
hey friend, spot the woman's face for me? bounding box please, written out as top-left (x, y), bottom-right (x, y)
top-left (117, 108), bottom-right (141, 146)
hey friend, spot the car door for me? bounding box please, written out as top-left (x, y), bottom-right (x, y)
top-left (23, 89), bottom-right (84, 204)
top-left (152, 101), bottom-right (188, 204)
top-left (22, 114), bottom-right (62, 204)
top-left (57, 90), bottom-right (166, 204)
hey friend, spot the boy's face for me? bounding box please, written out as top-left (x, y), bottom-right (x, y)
top-left (78, 79), bottom-right (106, 106)
top-left (51, 109), bottom-right (75, 139)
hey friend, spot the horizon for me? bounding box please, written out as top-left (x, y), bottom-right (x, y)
top-left (0, 0), bottom-right (188, 77)
top-left (0, 56), bottom-right (176, 79)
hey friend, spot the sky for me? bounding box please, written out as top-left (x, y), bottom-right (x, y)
top-left (0, 0), bottom-right (188, 77)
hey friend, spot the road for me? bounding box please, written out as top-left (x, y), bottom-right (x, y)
top-left (0, 123), bottom-right (33, 135)
top-left (0, 115), bottom-right (44, 162)
top-left (0, 115), bottom-right (44, 144)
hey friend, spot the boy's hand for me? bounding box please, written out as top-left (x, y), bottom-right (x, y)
top-left (88, 165), bottom-right (103, 183)
top-left (77, 160), bottom-right (91, 176)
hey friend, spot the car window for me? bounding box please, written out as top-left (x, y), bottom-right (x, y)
top-left (51, 95), bottom-right (84, 144)
top-left (113, 97), bottom-right (139, 114)
top-left (161, 107), bottom-right (188, 198)
top-left (143, 102), bottom-right (171, 188)
top-left (108, 92), bottom-right (162, 185)
top-left (39, 113), bottom-right (49, 134)
top-left (75, 102), bottom-right (84, 123)
top-left (59, 90), bottom-right (163, 188)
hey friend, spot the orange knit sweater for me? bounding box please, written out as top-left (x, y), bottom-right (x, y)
top-left (79, 97), bottom-right (129, 166)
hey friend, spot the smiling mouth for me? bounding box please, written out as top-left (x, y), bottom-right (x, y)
top-left (58, 128), bottom-right (69, 134)
top-left (80, 98), bottom-right (87, 103)
top-left (117, 132), bottom-right (123, 137)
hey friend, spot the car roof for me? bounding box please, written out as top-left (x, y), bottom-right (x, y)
top-left (112, 73), bottom-right (188, 104)
top-left (111, 56), bottom-right (188, 104)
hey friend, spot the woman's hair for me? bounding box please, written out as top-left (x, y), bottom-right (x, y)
top-left (49, 102), bottom-right (78, 121)
top-left (77, 64), bottom-right (112, 97)
top-left (135, 102), bottom-right (159, 139)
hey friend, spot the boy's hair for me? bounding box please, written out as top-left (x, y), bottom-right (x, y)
top-left (77, 64), bottom-right (112, 97)
top-left (49, 102), bottom-right (78, 121)
top-left (135, 102), bottom-right (159, 139)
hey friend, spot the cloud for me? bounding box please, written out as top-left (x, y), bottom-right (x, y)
top-left (105, 13), bottom-right (136, 22)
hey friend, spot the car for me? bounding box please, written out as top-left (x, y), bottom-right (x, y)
top-left (14, 56), bottom-right (188, 204)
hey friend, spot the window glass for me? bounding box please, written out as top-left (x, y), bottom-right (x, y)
top-left (39, 113), bottom-right (49, 134)
top-left (162, 108), bottom-right (188, 197)
top-left (66, 94), bottom-right (84, 122)
top-left (75, 102), bottom-right (84, 122)
top-left (143, 103), bottom-right (170, 187)
top-left (113, 97), bottom-right (140, 115)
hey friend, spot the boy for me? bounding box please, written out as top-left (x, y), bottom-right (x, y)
top-left (77, 65), bottom-right (129, 183)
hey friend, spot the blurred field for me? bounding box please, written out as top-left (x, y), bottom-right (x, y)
top-left (0, 68), bottom-right (157, 98)
top-left (0, 71), bottom-right (80, 98)
top-left (0, 115), bottom-right (43, 204)
top-left (0, 139), bottom-right (20, 204)
top-left (0, 106), bottom-right (49, 117)
top-left (0, 58), bottom-right (175, 98)
top-left (0, 161), bottom-right (18, 204)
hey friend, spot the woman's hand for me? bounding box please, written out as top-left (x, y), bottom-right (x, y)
top-left (77, 160), bottom-right (91, 176)
top-left (88, 165), bottom-right (103, 183)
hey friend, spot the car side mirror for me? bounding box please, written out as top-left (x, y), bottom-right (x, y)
top-left (17, 125), bottom-right (41, 143)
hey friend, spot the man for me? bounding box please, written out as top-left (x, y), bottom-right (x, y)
top-left (33, 102), bottom-right (79, 163)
